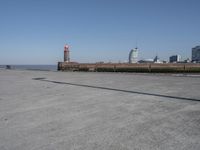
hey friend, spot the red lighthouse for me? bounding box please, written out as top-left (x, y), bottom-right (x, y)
top-left (64, 44), bottom-right (70, 62)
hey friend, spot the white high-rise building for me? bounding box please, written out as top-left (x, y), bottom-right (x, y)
top-left (192, 46), bottom-right (200, 62)
top-left (129, 47), bottom-right (138, 63)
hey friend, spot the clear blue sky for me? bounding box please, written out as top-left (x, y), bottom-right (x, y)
top-left (0, 0), bottom-right (200, 64)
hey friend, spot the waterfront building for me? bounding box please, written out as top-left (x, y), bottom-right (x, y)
top-left (138, 55), bottom-right (162, 64)
top-left (153, 55), bottom-right (162, 63)
top-left (129, 47), bottom-right (138, 63)
top-left (138, 59), bottom-right (154, 63)
top-left (192, 46), bottom-right (200, 62)
top-left (169, 55), bottom-right (181, 63)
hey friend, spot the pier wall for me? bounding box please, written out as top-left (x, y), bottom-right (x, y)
top-left (58, 62), bottom-right (200, 73)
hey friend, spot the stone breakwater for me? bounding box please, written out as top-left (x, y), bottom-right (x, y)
top-left (58, 62), bottom-right (200, 73)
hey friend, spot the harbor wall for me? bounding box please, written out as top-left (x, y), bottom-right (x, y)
top-left (57, 62), bottom-right (200, 73)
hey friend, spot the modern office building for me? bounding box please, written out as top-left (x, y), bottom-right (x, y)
top-left (129, 47), bottom-right (138, 63)
top-left (169, 55), bottom-right (181, 63)
top-left (192, 46), bottom-right (200, 62)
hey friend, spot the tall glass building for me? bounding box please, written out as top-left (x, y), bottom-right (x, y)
top-left (192, 46), bottom-right (200, 62)
top-left (129, 48), bottom-right (138, 63)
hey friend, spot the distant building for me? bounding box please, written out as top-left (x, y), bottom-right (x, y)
top-left (192, 46), bottom-right (200, 62)
top-left (129, 47), bottom-right (138, 63)
top-left (153, 55), bottom-right (162, 63)
top-left (184, 58), bottom-right (190, 63)
top-left (138, 55), bottom-right (162, 64)
top-left (138, 59), bottom-right (154, 63)
top-left (169, 55), bottom-right (181, 63)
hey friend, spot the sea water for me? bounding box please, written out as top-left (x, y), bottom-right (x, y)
top-left (2, 65), bottom-right (57, 71)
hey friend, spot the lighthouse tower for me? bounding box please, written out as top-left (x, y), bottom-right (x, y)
top-left (64, 44), bottom-right (70, 62)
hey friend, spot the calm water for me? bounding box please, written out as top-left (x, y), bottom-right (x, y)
top-left (1, 65), bottom-right (57, 71)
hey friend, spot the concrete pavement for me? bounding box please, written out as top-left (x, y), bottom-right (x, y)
top-left (0, 70), bottom-right (200, 150)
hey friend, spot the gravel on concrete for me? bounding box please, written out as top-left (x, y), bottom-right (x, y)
top-left (0, 70), bottom-right (200, 150)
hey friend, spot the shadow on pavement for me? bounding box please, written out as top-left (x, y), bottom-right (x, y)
top-left (32, 78), bottom-right (200, 102)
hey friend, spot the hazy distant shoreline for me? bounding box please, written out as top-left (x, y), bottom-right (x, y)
top-left (0, 65), bottom-right (57, 71)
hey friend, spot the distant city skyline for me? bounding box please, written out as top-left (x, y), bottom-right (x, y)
top-left (0, 0), bottom-right (200, 64)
